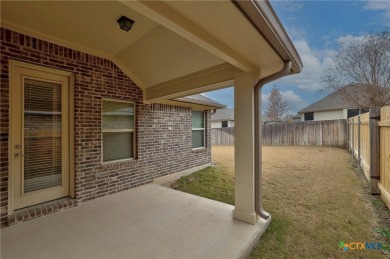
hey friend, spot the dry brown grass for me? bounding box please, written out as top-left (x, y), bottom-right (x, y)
top-left (211, 146), bottom-right (387, 258)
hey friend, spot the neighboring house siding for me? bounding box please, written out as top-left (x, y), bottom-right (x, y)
top-left (301, 110), bottom-right (345, 121)
top-left (314, 110), bottom-right (344, 121)
top-left (342, 108), bottom-right (348, 120)
top-left (0, 28), bottom-right (211, 226)
top-left (211, 120), bottom-right (234, 128)
top-left (211, 121), bottom-right (222, 128)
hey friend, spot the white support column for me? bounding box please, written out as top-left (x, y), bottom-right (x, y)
top-left (233, 72), bottom-right (258, 225)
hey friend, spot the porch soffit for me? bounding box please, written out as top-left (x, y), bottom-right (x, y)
top-left (1, 1), bottom-right (291, 100)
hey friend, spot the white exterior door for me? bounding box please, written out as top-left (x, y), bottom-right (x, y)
top-left (10, 62), bottom-right (71, 210)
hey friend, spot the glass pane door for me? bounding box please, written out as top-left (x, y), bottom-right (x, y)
top-left (23, 79), bottom-right (62, 193)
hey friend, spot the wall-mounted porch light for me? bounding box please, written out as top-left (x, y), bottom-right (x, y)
top-left (117, 16), bottom-right (135, 32)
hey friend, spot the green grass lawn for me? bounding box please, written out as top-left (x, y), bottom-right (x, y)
top-left (171, 165), bottom-right (235, 205)
top-left (171, 146), bottom-right (390, 258)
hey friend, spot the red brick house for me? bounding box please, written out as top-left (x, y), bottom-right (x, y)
top-left (1, 41), bottom-right (225, 225)
top-left (1, 0), bottom-right (302, 228)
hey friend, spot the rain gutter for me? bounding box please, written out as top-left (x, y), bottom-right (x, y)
top-left (254, 60), bottom-right (292, 220)
top-left (233, 0), bottom-right (302, 220)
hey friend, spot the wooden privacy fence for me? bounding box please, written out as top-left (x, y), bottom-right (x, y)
top-left (211, 119), bottom-right (348, 147)
top-left (211, 127), bottom-right (235, 145)
top-left (262, 120), bottom-right (347, 147)
top-left (349, 106), bottom-right (390, 209)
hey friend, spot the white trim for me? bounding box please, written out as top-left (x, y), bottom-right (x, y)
top-left (8, 60), bottom-right (74, 213)
top-left (191, 110), bottom-right (205, 149)
top-left (8, 60), bottom-right (74, 77)
top-left (102, 98), bottom-right (136, 105)
top-left (8, 61), bottom-right (15, 214)
top-left (102, 129), bottom-right (134, 133)
top-left (144, 64), bottom-right (236, 101)
top-left (192, 147), bottom-right (206, 151)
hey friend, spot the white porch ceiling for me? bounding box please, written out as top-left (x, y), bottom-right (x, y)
top-left (1, 1), bottom-right (295, 101)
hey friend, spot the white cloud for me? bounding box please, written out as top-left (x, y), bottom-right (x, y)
top-left (285, 26), bottom-right (307, 41)
top-left (261, 93), bottom-right (269, 107)
top-left (337, 34), bottom-right (364, 45)
top-left (276, 1), bottom-right (303, 12)
top-left (276, 39), bottom-right (336, 92)
top-left (364, 0), bottom-right (390, 26)
top-left (365, 0), bottom-right (390, 18)
top-left (281, 90), bottom-right (310, 112)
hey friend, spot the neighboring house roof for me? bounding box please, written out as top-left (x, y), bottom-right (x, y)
top-left (298, 85), bottom-right (361, 114)
top-left (260, 115), bottom-right (271, 122)
top-left (211, 108), bottom-right (234, 121)
top-left (175, 94), bottom-right (226, 109)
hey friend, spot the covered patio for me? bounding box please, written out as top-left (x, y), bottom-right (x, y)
top-left (1, 0), bottom-right (302, 257)
top-left (1, 184), bottom-right (270, 258)
top-left (2, 0), bottom-right (301, 225)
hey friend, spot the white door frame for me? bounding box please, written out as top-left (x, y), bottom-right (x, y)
top-left (8, 60), bottom-right (75, 214)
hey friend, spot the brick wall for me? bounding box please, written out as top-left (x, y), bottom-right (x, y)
top-left (0, 28), bottom-right (211, 226)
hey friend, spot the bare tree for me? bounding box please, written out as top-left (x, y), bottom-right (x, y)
top-left (323, 31), bottom-right (390, 109)
top-left (266, 86), bottom-right (288, 121)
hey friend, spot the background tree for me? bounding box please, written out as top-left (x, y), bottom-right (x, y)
top-left (266, 86), bottom-right (288, 121)
top-left (322, 31), bottom-right (390, 109)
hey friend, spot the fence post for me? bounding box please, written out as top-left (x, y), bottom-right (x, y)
top-left (348, 119), bottom-right (351, 150)
top-left (351, 117), bottom-right (354, 156)
top-left (358, 113), bottom-right (361, 170)
top-left (369, 107), bottom-right (381, 194)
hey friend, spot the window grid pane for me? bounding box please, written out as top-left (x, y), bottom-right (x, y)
top-left (103, 132), bottom-right (133, 162)
top-left (192, 130), bottom-right (204, 148)
top-left (102, 100), bottom-right (135, 162)
top-left (192, 111), bottom-right (204, 128)
top-left (192, 110), bottom-right (205, 148)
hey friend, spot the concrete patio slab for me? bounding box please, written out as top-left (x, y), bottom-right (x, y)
top-left (1, 184), bottom-right (271, 259)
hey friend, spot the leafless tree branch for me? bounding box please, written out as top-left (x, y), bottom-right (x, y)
top-left (322, 31), bottom-right (390, 110)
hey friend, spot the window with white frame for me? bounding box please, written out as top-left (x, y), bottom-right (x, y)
top-left (192, 110), bottom-right (205, 148)
top-left (102, 100), bottom-right (135, 162)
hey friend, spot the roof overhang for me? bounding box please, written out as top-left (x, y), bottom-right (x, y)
top-left (174, 96), bottom-right (226, 110)
top-left (1, 0), bottom-right (302, 103)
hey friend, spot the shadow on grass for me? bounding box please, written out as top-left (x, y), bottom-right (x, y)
top-left (171, 166), bottom-right (235, 206)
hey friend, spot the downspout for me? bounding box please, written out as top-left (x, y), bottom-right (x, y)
top-left (254, 61), bottom-right (292, 220)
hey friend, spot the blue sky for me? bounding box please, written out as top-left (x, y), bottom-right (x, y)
top-left (203, 0), bottom-right (390, 114)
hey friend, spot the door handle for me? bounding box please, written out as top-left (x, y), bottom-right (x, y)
top-left (15, 153), bottom-right (25, 158)
top-left (15, 144), bottom-right (21, 149)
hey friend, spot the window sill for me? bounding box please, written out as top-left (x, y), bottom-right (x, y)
top-left (102, 157), bottom-right (137, 165)
top-left (192, 147), bottom-right (208, 153)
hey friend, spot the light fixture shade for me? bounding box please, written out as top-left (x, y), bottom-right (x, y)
top-left (117, 16), bottom-right (135, 32)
